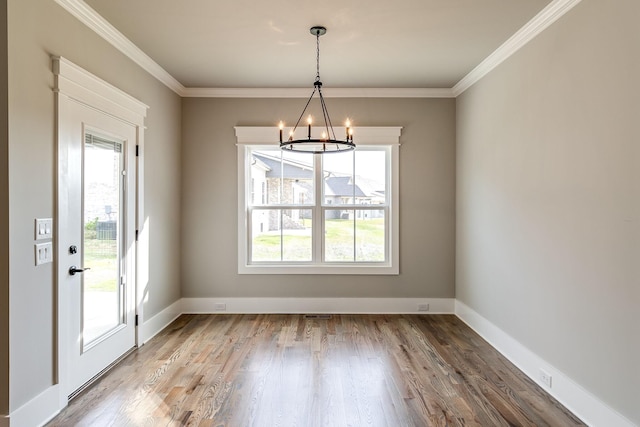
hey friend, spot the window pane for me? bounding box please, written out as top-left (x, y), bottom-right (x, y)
top-left (283, 209), bottom-right (312, 261)
top-left (325, 210), bottom-right (354, 262)
top-left (325, 209), bottom-right (386, 262)
top-left (251, 150), bottom-right (313, 205)
top-left (251, 209), bottom-right (281, 262)
top-left (355, 151), bottom-right (387, 206)
top-left (323, 150), bottom-right (386, 206)
top-left (323, 151), bottom-right (353, 205)
top-left (251, 209), bottom-right (312, 262)
top-left (355, 210), bottom-right (385, 262)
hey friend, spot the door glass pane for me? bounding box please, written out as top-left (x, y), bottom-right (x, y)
top-left (83, 134), bottom-right (124, 347)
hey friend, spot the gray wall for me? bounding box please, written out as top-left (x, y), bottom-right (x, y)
top-left (181, 98), bottom-right (456, 298)
top-left (456, 1), bottom-right (640, 424)
top-left (6, 0), bottom-right (182, 411)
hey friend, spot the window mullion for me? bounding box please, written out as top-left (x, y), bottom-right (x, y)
top-left (352, 152), bottom-right (356, 261)
top-left (314, 153), bottom-right (323, 264)
top-left (279, 210), bottom-right (284, 261)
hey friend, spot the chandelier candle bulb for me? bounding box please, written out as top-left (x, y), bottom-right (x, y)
top-left (307, 115), bottom-right (312, 139)
top-left (345, 119), bottom-right (351, 139)
top-left (278, 121), bottom-right (284, 143)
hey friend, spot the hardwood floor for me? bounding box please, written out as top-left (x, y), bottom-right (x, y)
top-left (47, 314), bottom-right (584, 426)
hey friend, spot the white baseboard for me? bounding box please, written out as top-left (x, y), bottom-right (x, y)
top-left (138, 298), bottom-right (183, 344)
top-left (455, 300), bottom-right (635, 427)
top-left (7, 385), bottom-right (60, 427)
top-left (181, 297), bottom-right (455, 314)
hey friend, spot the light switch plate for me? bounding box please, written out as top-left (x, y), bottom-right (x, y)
top-left (35, 218), bottom-right (53, 240)
top-left (35, 242), bottom-right (53, 265)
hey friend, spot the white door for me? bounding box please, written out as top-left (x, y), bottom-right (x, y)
top-left (58, 95), bottom-right (137, 398)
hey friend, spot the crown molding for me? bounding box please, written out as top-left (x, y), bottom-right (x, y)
top-left (182, 87), bottom-right (454, 98)
top-left (53, 0), bottom-right (185, 95)
top-left (452, 0), bottom-right (582, 96)
top-left (54, 0), bottom-right (580, 99)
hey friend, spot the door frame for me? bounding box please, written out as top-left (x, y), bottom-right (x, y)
top-left (53, 56), bottom-right (148, 405)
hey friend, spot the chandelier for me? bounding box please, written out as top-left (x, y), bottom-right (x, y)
top-left (279, 26), bottom-right (355, 154)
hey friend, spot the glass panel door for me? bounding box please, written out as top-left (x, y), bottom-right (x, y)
top-left (82, 133), bottom-right (124, 348)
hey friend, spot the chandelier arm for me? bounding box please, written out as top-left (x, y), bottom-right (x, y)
top-left (291, 86), bottom-right (317, 134)
top-left (318, 88), bottom-right (337, 141)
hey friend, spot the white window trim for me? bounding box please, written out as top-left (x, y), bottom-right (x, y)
top-left (236, 126), bottom-right (401, 275)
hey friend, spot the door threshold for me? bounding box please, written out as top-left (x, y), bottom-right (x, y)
top-left (68, 346), bottom-right (137, 401)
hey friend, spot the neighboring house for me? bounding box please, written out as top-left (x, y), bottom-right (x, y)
top-left (251, 152), bottom-right (384, 230)
top-left (323, 175), bottom-right (385, 219)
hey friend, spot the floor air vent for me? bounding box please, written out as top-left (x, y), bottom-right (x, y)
top-left (304, 314), bottom-right (332, 319)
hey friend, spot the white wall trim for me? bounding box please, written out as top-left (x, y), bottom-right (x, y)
top-left (452, 0), bottom-right (582, 96)
top-left (139, 299), bottom-right (183, 345)
top-left (182, 297), bottom-right (455, 314)
top-left (235, 126), bottom-right (402, 145)
top-left (182, 87), bottom-right (454, 98)
top-left (455, 300), bottom-right (635, 427)
top-left (7, 385), bottom-right (60, 427)
top-left (52, 0), bottom-right (185, 95)
top-left (53, 56), bottom-right (148, 125)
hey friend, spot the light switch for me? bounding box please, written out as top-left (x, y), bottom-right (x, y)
top-left (35, 218), bottom-right (53, 240)
top-left (35, 242), bottom-right (53, 266)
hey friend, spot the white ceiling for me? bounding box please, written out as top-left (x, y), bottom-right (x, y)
top-left (82, 0), bottom-right (553, 90)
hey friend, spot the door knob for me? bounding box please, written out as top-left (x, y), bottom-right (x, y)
top-left (69, 266), bottom-right (90, 276)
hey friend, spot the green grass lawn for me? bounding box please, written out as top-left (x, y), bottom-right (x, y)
top-left (253, 218), bottom-right (384, 262)
top-left (84, 238), bottom-right (118, 292)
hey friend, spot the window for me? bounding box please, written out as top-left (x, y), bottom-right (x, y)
top-left (236, 126), bottom-right (400, 274)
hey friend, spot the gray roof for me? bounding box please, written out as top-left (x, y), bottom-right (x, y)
top-left (252, 152), bottom-right (313, 179)
top-left (325, 176), bottom-right (366, 197)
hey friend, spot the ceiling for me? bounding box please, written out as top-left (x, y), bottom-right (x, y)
top-left (82, 0), bottom-right (552, 89)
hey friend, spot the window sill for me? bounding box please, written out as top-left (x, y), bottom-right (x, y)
top-left (238, 264), bottom-right (399, 275)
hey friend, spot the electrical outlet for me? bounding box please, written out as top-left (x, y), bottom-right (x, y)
top-left (214, 303), bottom-right (226, 311)
top-left (539, 369), bottom-right (552, 388)
top-left (35, 242), bottom-right (53, 266)
top-left (417, 303), bottom-right (429, 312)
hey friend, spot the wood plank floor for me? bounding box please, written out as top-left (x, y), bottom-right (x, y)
top-left (47, 314), bottom-right (584, 426)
